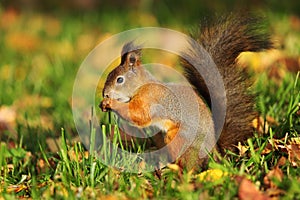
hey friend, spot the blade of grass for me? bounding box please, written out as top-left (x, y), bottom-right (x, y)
top-left (39, 143), bottom-right (50, 167)
top-left (90, 162), bottom-right (96, 188)
top-left (60, 128), bottom-right (72, 174)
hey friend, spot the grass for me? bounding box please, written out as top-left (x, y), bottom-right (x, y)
top-left (0, 6), bottom-right (300, 199)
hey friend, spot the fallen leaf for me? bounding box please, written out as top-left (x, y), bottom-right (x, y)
top-left (6, 184), bottom-right (28, 193)
top-left (262, 157), bottom-right (286, 199)
top-left (282, 57), bottom-right (300, 73)
top-left (252, 116), bottom-right (269, 134)
top-left (261, 143), bottom-right (273, 155)
top-left (265, 188), bottom-right (285, 199)
top-left (252, 116), bottom-right (278, 135)
top-left (268, 62), bottom-right (287, 81)
top-left (238, 178), bottom-right (270, 200)
top-left (277, 156), bottom-right (287, 167)
top-left (235, 142), bottom-right (249, 156)
top-left (238, 50), bottom-right (281, 72)
top-left (197, 169), bottom-right (228, 182)
top-left (270, 138), bottom-right (288, 153)
top-left (268, 57), bottom-right (300, 82)
top-left (167, 163), bottom-right (180, 172)
top-left (6, 32), bottom-right (40, 52)
top-left (286, 139), bottom-right (300, 167)
top-left (263, 166), bottom-right (283, 189)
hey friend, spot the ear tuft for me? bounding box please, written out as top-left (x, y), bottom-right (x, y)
top-left (120, 41), bottom-right (142, 66)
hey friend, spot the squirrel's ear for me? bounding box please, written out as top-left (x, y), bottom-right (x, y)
top-left (125, 51), bottom-right (141, 68)
top-left (120, 42), bottom-right (142, 69)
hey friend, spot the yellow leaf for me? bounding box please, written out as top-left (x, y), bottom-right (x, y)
top-left (197, 169), bottom-right (228, 182)
top-left (167, 163), bottom-right (180, 171)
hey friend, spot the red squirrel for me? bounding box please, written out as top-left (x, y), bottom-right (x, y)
top-left (100, 14), bottom-right (273, 169)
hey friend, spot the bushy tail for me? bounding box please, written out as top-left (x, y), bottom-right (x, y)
top-left (181, 14), bottom-right (273, 150)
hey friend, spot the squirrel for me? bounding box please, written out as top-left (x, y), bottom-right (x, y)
top-left (99, 14), bottom-right (273, 170)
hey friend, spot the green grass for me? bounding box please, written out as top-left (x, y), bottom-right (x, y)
top-left (0, 7), bottom-right (300, 199)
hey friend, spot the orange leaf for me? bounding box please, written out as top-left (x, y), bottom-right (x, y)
top-left (5, 32), bottom-right (40, 52)
top-left (263, 166), bottom-right (283, 189)
top-left (238, 178), bottom-right (270, 200)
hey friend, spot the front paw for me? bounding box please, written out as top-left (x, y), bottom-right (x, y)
top-left (99, 98), bottom-right (112, 112)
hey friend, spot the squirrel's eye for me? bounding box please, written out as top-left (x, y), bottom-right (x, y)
top-left (116, 76), bottom-right (124, 84)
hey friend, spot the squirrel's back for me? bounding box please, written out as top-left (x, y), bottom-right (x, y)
top-left (181, 14), bottom-right (273, 150)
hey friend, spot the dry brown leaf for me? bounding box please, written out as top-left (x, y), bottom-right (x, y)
top-left (238, 178), bottom-right (270, 200)
top-left (6, 184), bottom-right (28, 193)
top-left (286, 139), bottom-right (300, 167)
top-left (277, 156), bottom-right (287, 167)
top-left (265, 188), bottom-right (285, 199)
top-left (262, 137), bottom-right (288, 156)
top-left (261, 143), bottom-right (273, 155)
top-left (281, 57), bottom-right (300, 73)
top-left (36, 158), bottom-right (47, 173)
top-left (252, 116), bottom-right (279, 135)
top-left (268, 57), bottom-right (300, 82)
top-left (271, 138), bottom-right (300, 167)
top-left (268, 138), bottom-right (287, 153)
top-left (235, 142), bottom-right (249, 156)
top-left (252, 116), bottom-right (269, 134)
top-left (264, 158), bottom-right (286, 199)
top-left (263, 166), bottom-right (283, 189)
top-left (268, 63), bottom-right (288, 81)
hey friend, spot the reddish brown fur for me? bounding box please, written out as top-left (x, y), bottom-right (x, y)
top-left (100, 14), bottom-right (273, 169)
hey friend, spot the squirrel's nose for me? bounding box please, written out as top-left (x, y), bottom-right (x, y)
top-left (103, 89), bottom-right (116, 99)
top-left (103, 90), bottom-right (110, 98)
